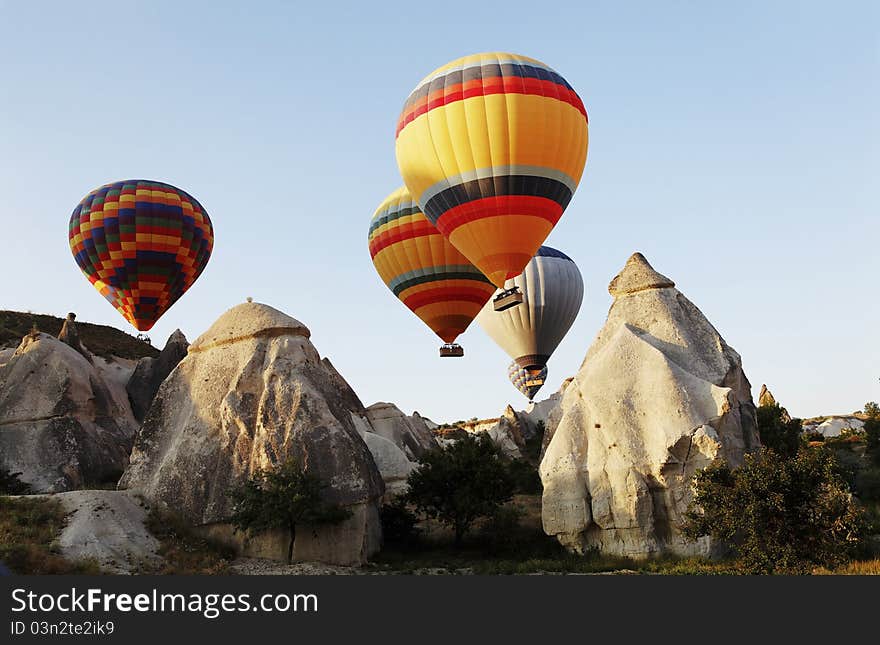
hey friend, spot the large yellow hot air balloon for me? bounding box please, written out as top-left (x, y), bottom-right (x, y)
top-left (395, 52), bottom-right (588, 310)
top-left (368, 187), bottom-right (496, 356)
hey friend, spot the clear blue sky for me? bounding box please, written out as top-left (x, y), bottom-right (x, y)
top-left (1, 1), bottom-right (877, 422)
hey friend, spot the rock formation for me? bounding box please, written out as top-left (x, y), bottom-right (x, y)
top-left (364, 402), bottom-right (437, 460)
top-left (541, 253), bottom-right (760, 558)
top-left (50, 490), bottom-right (161, 574)
top-left (119, 302), bottom-right (385, 565)
top-left (0, 333), bottom-right (137, 492)
top-left (57, 313), bottom-right (91, 363)
top-left (126, 329), bottom-right (189, 421)
top-left (803, 416), bottom-right (865, 437)
top-left (531, 378), bottom-right (572, 459)
top-left (360, 432), bottom-right (416, 500)
top-left (758, 384), bottom-right (791, 422)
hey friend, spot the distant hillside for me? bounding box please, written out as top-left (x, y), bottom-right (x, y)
top-left (0, 310), bottom-right (159, 360)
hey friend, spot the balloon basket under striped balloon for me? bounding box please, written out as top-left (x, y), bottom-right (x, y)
top-left (439, 343), bottom-right (464, 358)
top-left (493, 288), bottom-right (523, 312)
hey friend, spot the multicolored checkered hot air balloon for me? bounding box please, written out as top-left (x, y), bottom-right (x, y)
top-left (368, 186), bottom-right (496, 357)
top-left (508, 361), bottom-right (548, 402)
top-left (68, 179), bottom-right (214, 331)
top-left (395, 52), bottom-right (588, 309)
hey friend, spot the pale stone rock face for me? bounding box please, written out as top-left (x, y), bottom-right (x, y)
top-left (119, 302), bottom-right (384, 565)
top-left (49, 490), bottom-right (161, 574)
top-left (541, 253), bottom-right (760, 558)
top-left (0, 333), bottom-right (137, 492)
top-left (809, 416), bottom-right (865, 437)
top-left (126, 329), bottom-right (189, 421)
top-left (529, 378), bottom-right (573, 460)
top-left (362, 432), bottom-right (417, 500)
top-left (364, 402), bottom-right (438, 460)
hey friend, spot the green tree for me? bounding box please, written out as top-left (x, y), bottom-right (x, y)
top-left (757, 402), bottom-right (802, 458)
top-left (229, 460), bottom-right (351, 564)
top-left (406, 434), bottom-right (515, 546)
top-left (864, 402), bottom-right (880, 467)
top-left (0, 467), bottom-right (31, 495)
top-left (684, 448), bottom-right (866, 573)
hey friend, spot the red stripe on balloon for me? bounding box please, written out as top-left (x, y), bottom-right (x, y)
top-left (368, 222), bottom-right (441, 258)
top-left (396, 77), bottom-right (586, 137)
top-left (403, 286), bottom-right (493, 311)
top-left (434, 195), bottom-right (562, 238)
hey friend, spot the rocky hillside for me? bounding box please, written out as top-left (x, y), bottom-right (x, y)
top-left (0, 310), bottom-right (157, 360)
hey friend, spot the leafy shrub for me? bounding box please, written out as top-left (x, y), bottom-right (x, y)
top-left (507, 458), bottom-right (543, 494)
top-left (0, 467), bottom-right (31, 495)
top-left (380, 499), bottom-right (421, 548)
top-left (855, 468), bottom-right (880, 502)
top-left (229, 460), bottom-right (351, 563)
top-left (684, 447), bottom-right (867, 573)
top-left (405, 434), bottom-right (515, 545)
top-left (757, 402), bottom-right (802, 458)
top-left (522, 420), bottom-right (546, 462)
top-left (864, 402), bottom-right (880, 467)
top-left (479, 505), bottom-right (524, 551)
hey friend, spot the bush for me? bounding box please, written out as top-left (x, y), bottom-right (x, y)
top-left (507, 458), bottom-right (543, 494)
top-left (684, 447), bottom-right (867, 573)
top-left (380, 499), bottom-right (421, 548)
top-left (855, 468), bottom-right (880, 502)
top-left (0, 467), bottom-right (31, 495)
top-left (405, 434), bottom-right (515, 545)
top-left (757, 402), bottom-right (802, 458)
top-left (229, 460), bottom-right (351, 564)
top-left (479, 505), bottom-right (524, 551)
top-left (864, 402), bottom-right (880, 467)
top-left (145, 507), bottom-right (234, 574)
top-left (522, 420), bottom-right (546, 462)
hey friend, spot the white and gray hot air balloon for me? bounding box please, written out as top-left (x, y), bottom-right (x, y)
top-left (477, 246), bottom-right (584, 395)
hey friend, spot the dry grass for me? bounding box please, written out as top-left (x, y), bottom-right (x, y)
top-left (813, 559), bottom-right (880, 575)
top-left (144, 507), bottom-right (234, 574)
top-left (0, 496), bottom-right (101, 574)
top-left (0, 310), bottom-right (158, 359)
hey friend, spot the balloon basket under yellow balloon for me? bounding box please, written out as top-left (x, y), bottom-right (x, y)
top-left (439, 343), bottom-right (464, 358)
top-left (493, 288), bottom-right (523, 312)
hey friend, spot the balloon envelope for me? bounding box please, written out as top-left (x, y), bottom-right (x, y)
top-left (395, 52), bottom-right (588, 288)
top-left (68, 179), bottom-right (213, 331)
top-left (368, 187), bottom-right (495, 344)
top-left (508, 361), bottom-right (547, 401)
top-left (477, 246), bottom-right (584, 369)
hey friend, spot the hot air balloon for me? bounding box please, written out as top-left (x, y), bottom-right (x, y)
top-left (69, 179), bottom-right (214, 331)
top-left (369, 187), bottom-right (496, 356)
top-left (508, 361), bottom-right (548, 402)
top-left (395, 52), bottom-right (588, 311)
top-left (477, 246), bottom-right (583, 372)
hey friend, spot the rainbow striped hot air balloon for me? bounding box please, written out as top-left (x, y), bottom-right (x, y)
top-left (395, 52), bottom-right (588, 310)
top-left (68, 180), bottom-right (214, 331)
top-left (368, 186), bottom-right (496, 356)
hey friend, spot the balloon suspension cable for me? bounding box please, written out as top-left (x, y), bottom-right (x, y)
top-left (439, 343), bottom-right (464, 358)
top-left (493, 286), bottom-right (523, 312)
